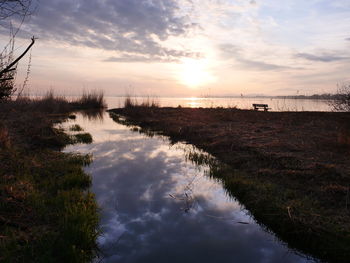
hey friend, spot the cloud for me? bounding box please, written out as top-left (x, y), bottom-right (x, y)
top-left (104, 51), bottom-right (201, 63)
top-left (295, 52), bottom-right (349, 62)
top-left (250, 0), bottom-right (257, 6)
top-left (220, 44), bottom-right (299, 71)
top-left (104, 55), bottom-right (175, 63)
top-left (234, 58), bottom-right (294, 71)
top-left (12, 0), bottom-right (196, 61)
top-left (346, 37), bottom-right (350, 41)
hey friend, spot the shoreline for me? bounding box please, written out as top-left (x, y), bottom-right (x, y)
top-left (110, 106), bottom-right (350, 263)
top-left (0, 98), bottom-right (102, 262)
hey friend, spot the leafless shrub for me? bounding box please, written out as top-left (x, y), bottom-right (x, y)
top-left (0, 35), bottom-right (16, 100)
top-left (0, 0), bottom-right (34, 20)
top-left (0, 1), bottom-right (37, 101)
top-left (331, 82), bottom-right (350, 112)
top-left (330, 82), bottom-right (350, 146)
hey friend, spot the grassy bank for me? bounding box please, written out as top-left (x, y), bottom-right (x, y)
top-left (0, 93), bottom-right (105, 262)
top-left (110, 105), bottom-right (350, 263)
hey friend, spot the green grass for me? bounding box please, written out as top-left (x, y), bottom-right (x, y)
top-left (0, 150), bottom-right (99, 263)
top-left (71, 133), bottom-right (93, 144)
top-left (70, 124), bottom-right (84, 132)
top-left (0, 96), bottom-right (100, 262)
top-left (68, 125), bottom-right (94, 144)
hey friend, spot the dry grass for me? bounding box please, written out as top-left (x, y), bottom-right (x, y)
top-left (72, 90), bottom-right (107, 109)
top-left (110, 106), bottom-right (350, 262)
top-left (124, 95), bottom-right (159, 108)
top-left (338, 123), bottom-right (350, 146)
top-left (11, 90), bottom-right (107, 114)
top-left (0, 126), bottom-right (10, 149)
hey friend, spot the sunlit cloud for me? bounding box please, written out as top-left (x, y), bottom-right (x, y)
top-left (295, 52), bottom-right (349, 63)
top-left (0, 0), bottom-right (349, 95)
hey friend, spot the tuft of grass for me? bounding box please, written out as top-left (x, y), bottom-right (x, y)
top-left (33, 90), bottom-right (72, 113)
top-left (80, 109), bottom-right (104, 121)
top-left (72, 91), bottom-right (107, 110)
top-left (70, 124), bottom-right (83, 132)
top-left (71, 133), bottom-right (93, 144)
top-left (140, 96), bottom-right (160, 108)
top-left (124, 95), bottom-right (136, 108)
top-left (123, 95), bottom-right (159, 109)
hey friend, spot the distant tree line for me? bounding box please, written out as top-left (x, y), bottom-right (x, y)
top-left (276, 93), bottom-right (336, 100)
top-left (275, 83), bottom-right (350, 112)
top-left (275, 94), bottom-right (338, 100)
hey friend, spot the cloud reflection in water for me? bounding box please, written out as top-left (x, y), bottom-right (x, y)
top-left (64, 113), bottom-right (313, 263)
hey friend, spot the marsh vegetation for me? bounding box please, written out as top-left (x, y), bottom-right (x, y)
top-left (108, 100), bottom-right (350, 262)
top-left (64, 111), bottom-right (313, 263)
top-left (0, 92), bottom-right (106, 262)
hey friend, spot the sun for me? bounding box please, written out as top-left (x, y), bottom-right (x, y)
top-left (178, 58), bottom-right (215, 88)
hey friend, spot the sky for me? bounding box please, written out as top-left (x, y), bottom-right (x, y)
top-left (1, 0), bottom-right (350, 96)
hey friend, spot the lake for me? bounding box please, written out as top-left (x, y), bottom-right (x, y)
top-left (30, 95), bottom-right (333, 111)
top-left (104, 96), bottom-right (332, 112)
top-left (64, 112), bottom-right (316, 263)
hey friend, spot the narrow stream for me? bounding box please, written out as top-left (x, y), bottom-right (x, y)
top-left (64, 112), bottom-right (315, 263)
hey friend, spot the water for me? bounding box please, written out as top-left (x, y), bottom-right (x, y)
top-left (29, 95), bottom-right (332, 111)
top-left (64, 112), bottom-right (316, 263)
top-left (104, 96), bottom-right (332, 111)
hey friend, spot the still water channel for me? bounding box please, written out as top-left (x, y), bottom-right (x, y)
top-left (64, 112), bottom-right (316, 263)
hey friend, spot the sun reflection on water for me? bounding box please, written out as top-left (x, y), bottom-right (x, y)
top-left (185, 97), bottom-right (202, 108)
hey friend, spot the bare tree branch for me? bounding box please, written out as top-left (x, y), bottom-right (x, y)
top-left (0, 1), bottom-right (36, 100)
top-left (0, 0), bottom-right (33, 20)
top-left (331, 82), bottom-right (350, 112)
top-left (0, 36), bottom-right (35, 78)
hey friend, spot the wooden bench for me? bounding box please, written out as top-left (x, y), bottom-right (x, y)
top-left (253, 104), bottom-right (270, 111)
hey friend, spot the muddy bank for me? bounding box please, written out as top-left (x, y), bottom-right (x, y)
top-left (110, 106), bottom-right (350, 263)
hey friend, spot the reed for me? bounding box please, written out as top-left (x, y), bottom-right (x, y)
top-left (72, 90), bottom-right (107, 109)
top-left (123, 95), bottom-right (159, 109)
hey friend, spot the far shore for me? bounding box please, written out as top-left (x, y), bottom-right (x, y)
top-left (109, 106), bottom-right (350, 263)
